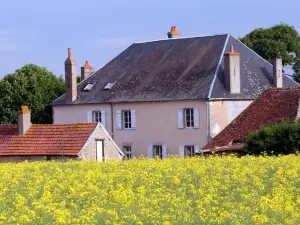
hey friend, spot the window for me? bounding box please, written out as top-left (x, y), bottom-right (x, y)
top-left (93, 111), bottom-right (102, 123)
top-left (122, 110), bottom-right (132, 129)
top-left (184, 145), bottom-right (195, 157)
top-left (123, 145), bottom-right (132, 160)
top-left (153, 145), bottom-right (163, 159)
top-left (83, 82), bottom-right (96, 91)
top-left (184, 108), bottom-right (194, 128)
top-left (104, 81), bottom-right (116, 90)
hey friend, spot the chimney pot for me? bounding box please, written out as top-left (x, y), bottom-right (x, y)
top-left (18, 105), bottom-right (32, 136)
top-left (68, 48), bottom-right (72, 58)
top-left (167, 25), bottom-right (181, 39)
top-left (81, 60), bottom-right (94, 81)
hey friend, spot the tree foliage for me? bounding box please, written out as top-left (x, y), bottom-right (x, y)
top-left (240, 23), bottom-right (300, 82)
top-left (245, 120), bottom-right (300, 155)
top-left (0, 64), bottom-right (65, 124)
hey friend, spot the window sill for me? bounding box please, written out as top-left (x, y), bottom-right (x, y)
top-left (121, 128), bottom-right (136, 131)
top-left (181, 127), bottom-right (199, 129)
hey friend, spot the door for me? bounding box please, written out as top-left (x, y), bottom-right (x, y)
top-left (96, 141), bottom-right (104, 162)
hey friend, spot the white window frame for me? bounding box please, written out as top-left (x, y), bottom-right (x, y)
top-left (123, 145), bottom-right (132, 160)
top-left (93, 111), bottom-right (102, 123)
top-left (184, 108), bottom-right (194, 128)
top-left (122, 110), bottom-right (132, 129)
top-left (184, 145), bottom-right (195, 157)
top-left (153, 145), bottom-right (163, 159)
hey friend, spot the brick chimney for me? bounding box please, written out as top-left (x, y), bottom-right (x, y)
top-left (224, 45), bottom-right (241, 94)
top-left (18, 106), bottom-right (32, 136)
top-left (167, 26), bottom-right (181, 39)
top-left (273, 55), bottom-right (283, 88)
top-left (81, 61), bottom-right (94, 81)
top-left (64, 48), bottom-right (77, 102)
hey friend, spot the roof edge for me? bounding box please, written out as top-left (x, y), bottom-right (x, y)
top-left (208, 34), bottom-right (230, 98)
top-left (98, 122), bottom-right (124, 156)
top-left (77, 123), bottom-right (99, 157)
top-left (133, 34), bottom-right (229, 44)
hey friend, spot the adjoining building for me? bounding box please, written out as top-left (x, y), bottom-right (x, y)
top-left (0, 106), bottom-right (123, 162)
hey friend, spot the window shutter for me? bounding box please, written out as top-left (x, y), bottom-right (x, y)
top-left (178, 145), bottom-right (185, 158)
top-left (194, 145), bottom-right (200, 154)
top-left (177, 109), bottom-right (184, 129)
top-left (116, 110), bottom-right (122, 129)
top-left (101, 110), bottom-right (106, 128)
top-left (162, 144), bottom-right (167, 159)
top-left (148, 145), bottom-right (153, 158)
top-left (87, 111), bottom-right (93, 122)
top-left (131, 110), bottom-right (136, 129)
top-left (194, 108), bottom-right (200, 128)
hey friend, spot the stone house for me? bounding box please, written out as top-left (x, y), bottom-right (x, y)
top-left (0, 106), bottom-right (123, 162)
top-left (52, 26), bottom-right (298, 159)
top-left (203, 88), bottom-right (300, 154)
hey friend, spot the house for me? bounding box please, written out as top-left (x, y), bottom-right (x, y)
top-left (52, 26), bottom-right (299, 159)
top-left (202, 88), bottom-right (300, 154)
top-left (0, 106), bottom-right (123, 162)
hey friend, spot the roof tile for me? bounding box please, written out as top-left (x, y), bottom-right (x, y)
top-left (0, 123), bottom-right (97, 156)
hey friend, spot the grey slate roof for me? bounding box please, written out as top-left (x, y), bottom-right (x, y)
top-left (52, 34), bottom-right (299, 105)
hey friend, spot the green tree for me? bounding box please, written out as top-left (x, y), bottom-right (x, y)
top-left (245, 120), bottom-right (300, 155)
top-left (0, 64), bottom-right (65, 124)
top-left (240, 23), bottom-right (300, 82)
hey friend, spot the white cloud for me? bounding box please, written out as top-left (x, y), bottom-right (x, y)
top-left (0, 30), bottom-right (23, 52)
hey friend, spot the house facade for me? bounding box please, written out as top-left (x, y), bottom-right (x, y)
top-left (0, 106), bottom-right (123, 162)
top-left (52, 27), bottom-right (299, 159)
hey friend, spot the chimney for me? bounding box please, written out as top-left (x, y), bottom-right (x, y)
top-left (64, 48), bottom-right (77, 102)
top-left (81, 61), bottom-right (94, 81)
top-left (224, 45), bottom-right (241, 94)
top-left (18, 106), bottom-right (32, 136)
top-left (167, 26), bottom-right (181, 39)
top-left (273, 55), bottom-right (283, 88)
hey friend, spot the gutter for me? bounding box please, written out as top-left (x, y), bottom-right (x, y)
top-left (109, 103), bottom-right (114, 139)
top-left (205, 100), bottom-right (211, 143)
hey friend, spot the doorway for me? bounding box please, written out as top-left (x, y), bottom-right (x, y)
top-left (96, 140), bottom-right (104, 162)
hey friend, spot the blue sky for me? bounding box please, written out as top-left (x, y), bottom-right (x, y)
top-left (1, 0), bottom-right (299, 77)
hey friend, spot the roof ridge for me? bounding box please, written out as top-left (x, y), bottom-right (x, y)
top-left (133, 34), bottom-right (229, 44)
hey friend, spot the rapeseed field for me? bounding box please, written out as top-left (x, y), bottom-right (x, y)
top-left (0, 156), bottom-right (300, 224)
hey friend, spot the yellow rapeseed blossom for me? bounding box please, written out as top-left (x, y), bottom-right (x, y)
top-left (0, 156), bottom-right (300, 224)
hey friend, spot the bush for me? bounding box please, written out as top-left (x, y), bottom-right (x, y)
top-left (245, 120), bottom-right (300, 155)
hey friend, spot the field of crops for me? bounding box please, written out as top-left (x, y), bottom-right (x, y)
top-left (0, 156), bottom-right (300, 224)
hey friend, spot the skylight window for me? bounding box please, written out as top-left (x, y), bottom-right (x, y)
top-left (104, 81), bottom-right (116, 90)
top-left (83, 82), bottom-right (96, 91)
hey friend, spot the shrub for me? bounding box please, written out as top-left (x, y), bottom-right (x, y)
top-left (245, 120), bottom-right (300, 155)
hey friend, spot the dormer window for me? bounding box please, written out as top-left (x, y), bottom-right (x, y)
top-left (104, 81), bottom-right (116, 90)
top-left (83, 82), bottom-right (96, 91)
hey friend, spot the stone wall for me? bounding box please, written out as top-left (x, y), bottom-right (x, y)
top-left (79, 125), bottom-right (123, 161)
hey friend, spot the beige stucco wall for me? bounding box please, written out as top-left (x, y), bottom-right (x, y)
top-left (209, 100), bottom-right (252, 138)
top-left (53, 100), bottom-right (208, 157)
top-left (79, 125), bottom-right (122, 161)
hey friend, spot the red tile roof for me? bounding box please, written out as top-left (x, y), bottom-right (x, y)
top-left (0, 123), bottom-right (97, 156)
top-left (204, 88), bottom-right (300, 150)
